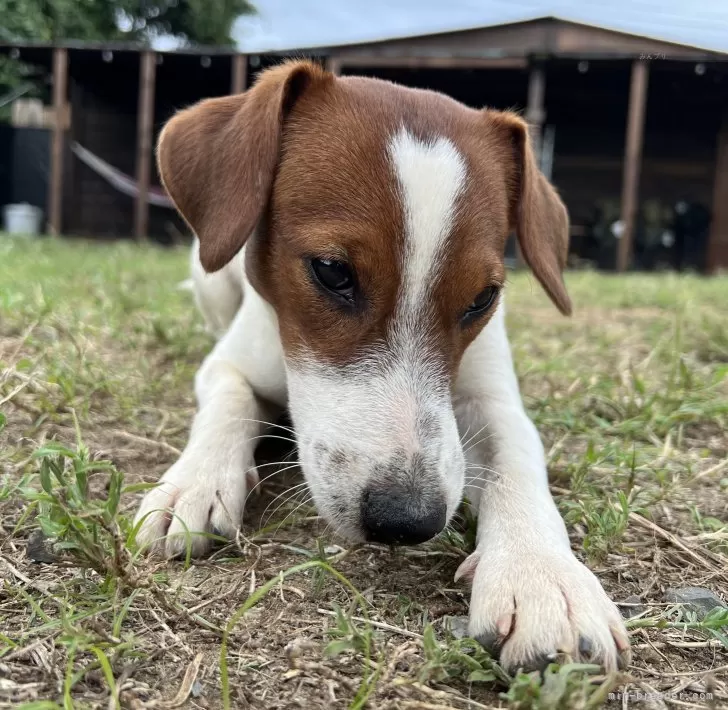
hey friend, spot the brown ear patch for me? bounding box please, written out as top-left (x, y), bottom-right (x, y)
top-left (156, 59), bottom-right (330, 273)
top-left (487, 111), bottom-right (572, 316)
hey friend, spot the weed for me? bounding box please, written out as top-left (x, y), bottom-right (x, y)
top-left (418, 625), bottom-right (510, 686)
top-left (502, 663), bottom-right (619, 710)
top-left (2, 240), bottom-right (727, 708)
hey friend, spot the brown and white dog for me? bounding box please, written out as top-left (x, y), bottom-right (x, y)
top-left (134, 60), bottom-right (630, 672)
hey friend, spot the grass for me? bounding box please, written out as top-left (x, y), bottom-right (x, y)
top-left (1, 236), bottom-right (727, 709)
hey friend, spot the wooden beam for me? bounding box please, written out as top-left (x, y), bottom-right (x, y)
top-left (617, 59), bottom-right (649, 272)
top-left (515, 63), bottom-right (548, 269)
top-left (231, 54), bottom-right (247, 94)
top-left (707, 112), bottom-right (728, 273)
top-left (47, 47), bottom-right (68, 236)
top-left (334, 55), bottom-right (528, 70)
top-left (526, 64), bottom-right (546, 164)
top-left (554, 21), bottom-right (721, 61)
top-left (325, 56), bottom-right (342, 75)
top-left (134, 51), bottom-right (156, 241)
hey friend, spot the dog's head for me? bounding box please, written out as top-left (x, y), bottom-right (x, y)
top-left (158, 60), bottom-right (570, 544)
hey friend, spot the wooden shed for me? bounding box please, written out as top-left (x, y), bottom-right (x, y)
top-left (1, 11), bottom-right (727, 272)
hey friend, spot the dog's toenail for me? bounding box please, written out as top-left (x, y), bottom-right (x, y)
top-left (454, 553), bottom-right (480, 583)
top-left (512, 652), bottom-right (557, 674)
top-left (496, 613), bottom-right (513, 638)
top-left (611, 626), bottom-right (631, 652)
top-left (475, 630), bottom-right (502, 656)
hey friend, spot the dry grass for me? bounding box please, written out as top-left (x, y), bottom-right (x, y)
top-left (1, 237), bottom-right (727, 709)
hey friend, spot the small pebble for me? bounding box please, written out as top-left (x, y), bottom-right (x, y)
top-left (442, 615), bottom-right (470, 639)
top-left (664, 587), bottom-right (726, 619)
top-left (191, 680), bottom-right (204, 698)
top-left (618, 594), bottom-right (646, 619)
top-left (26, 529), bottom-right (58, 564)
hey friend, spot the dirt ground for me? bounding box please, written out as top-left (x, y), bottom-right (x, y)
top-left (1, 238), bottom-right (727, 709)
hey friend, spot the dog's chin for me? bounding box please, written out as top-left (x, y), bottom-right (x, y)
top-left (297, 480), bottom-right (364, 544)
top-left (328, 522), bottom-right (368, 545)
top-left (314, 506), bottom-right (367, 544)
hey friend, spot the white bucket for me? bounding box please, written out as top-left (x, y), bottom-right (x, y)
top-left (3, 203), bottom-right (43, 236)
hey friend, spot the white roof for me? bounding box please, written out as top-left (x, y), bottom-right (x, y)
top-left (232, 0), bottom-right (728, 55)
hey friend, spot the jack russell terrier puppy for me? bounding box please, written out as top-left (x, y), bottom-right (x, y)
top-left (134, 59), bottom-right (630, 673)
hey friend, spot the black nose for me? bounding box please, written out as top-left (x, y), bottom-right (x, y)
top-left (361, 489), bottom-right (447, 545)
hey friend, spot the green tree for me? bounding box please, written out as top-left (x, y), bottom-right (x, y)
top-left (0, 0), bottom-right (255, 116)
top-left (0, 0), bottom-right (254, 45)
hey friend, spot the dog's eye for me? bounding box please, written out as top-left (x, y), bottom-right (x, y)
top-left (310, 258), bottom-right (355, 302)
top-left (462, 286), bottom-right (498, 324)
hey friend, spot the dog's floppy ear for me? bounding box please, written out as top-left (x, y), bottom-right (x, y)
top-left (157, 60), bottom-right (329, 273)
top-left (488, 111), bottom-right (572, 316)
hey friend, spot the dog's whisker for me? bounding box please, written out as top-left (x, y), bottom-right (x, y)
top-left (237, 417), bottom-right (296, 434)
top-left (461, 476), bottom-right (556, 514)
top-left (459, 423), bottom-right (473, 447)
top-left (260, 484), bottom-right (313, 529)
top-left (245, 463), bottom-right (303, 500)
top-left (460, 421), bottom-right (488, 447)
top-left (260, 481), bottom-right (310, 524)
top-left (318, 521), bottom-right (334, 541)
top-left (464, 472), bottom-right (502, 483)
top-left (258, 448), bottom-right (300, 466)
top-left (464, 477), bottom-right (520, 495)
top-left (268, 493), bottom-right (315, 536)
top-left (462, 433), bottom-right (495, 455)
top-left (464, 462), bottom-right (504, 476)
top-left (248, 459), bottom-right (299, 471)
top-left (261, 497), bottom-right (310, 535)
top-left (463, 470), bottom-right (525, 497)
top-left (259, 478), bottom-right (308, 508)
top-left (247, 433), bottom-right (298, 446)
top-left (463, 472), bottom-right (503, 483)
top-left (460, 423), bottom-right (491, 450)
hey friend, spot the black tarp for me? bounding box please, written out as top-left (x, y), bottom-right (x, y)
top-left (0, 124), bottom-right (49, 227)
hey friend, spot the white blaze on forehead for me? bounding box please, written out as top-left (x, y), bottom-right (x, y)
top-left (388, 128), bottom-right (467, 312)
top-left (285, 129), bottom-right (468, 527)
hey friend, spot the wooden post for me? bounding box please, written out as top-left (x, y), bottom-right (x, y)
top-left (517, 63), bottom-right (547, 268)
top-left (134, 51), bottom-right (156, 241)
top-left (617, 60), bottom-right (649, 272)
top-left (325, 56), bottom-right (342, 75)
top-left (707, 113), bottom-right (728, 273)
top-left (231, 54), bottom-right (247, 94)
top-left (48, 47), bottom-right (68, 236)
top-left (526, 64), bottom-right (546, 163)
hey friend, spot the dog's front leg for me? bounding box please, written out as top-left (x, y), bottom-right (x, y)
top-left (135, 291), bottom-right (285, 557)
top-left (454, 303), bottom-right (630, 673)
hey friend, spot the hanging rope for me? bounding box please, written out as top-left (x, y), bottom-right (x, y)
top-left (0, 83), bottom-right (33, 109)
top-left (71, 141), bottom-right (174, 209)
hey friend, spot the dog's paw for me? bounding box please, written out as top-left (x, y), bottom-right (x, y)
top-left (133, 451), bottom-right (258, 558)
top-left (458, 542), bottom-right (630, 673)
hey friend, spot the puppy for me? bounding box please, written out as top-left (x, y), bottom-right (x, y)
top-left (135, 60), bottom-right (630, 672)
